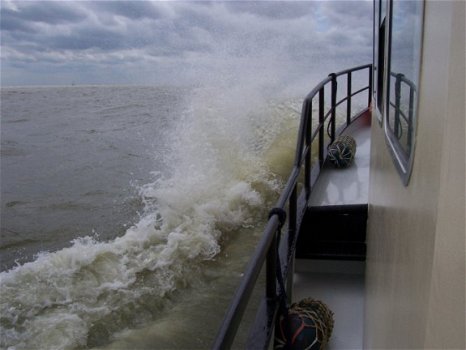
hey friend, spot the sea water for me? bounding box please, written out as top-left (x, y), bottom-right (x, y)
top-left (0, 84), bottom-right (303, 349)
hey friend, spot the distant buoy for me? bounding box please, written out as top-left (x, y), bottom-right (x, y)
top-left (327, 135), bottom-right (356, 168)
top-left (275, 298), bottom-right (334, 349)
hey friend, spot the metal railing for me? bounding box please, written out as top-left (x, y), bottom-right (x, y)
top-left (389, 71), bottom-right (416, 148)
top-left (212, 64), bottom-right (372, 350)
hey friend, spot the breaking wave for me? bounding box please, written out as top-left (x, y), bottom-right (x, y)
top-left (0, 83), bottom-right (302, 349)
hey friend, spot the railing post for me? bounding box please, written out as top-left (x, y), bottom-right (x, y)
top-left (346, 72), bottom-right (352, 126)
top-left (266, 232), bottom-right (277, 300)
top-left (368, 65), bottom-right (373, 107)
top-left (329, 73), bottom-right (337, 142)
top-left (318, 87), bottom-right (325, 167)
top-left (287, 185), bottom-right (297, 303)
top-left (394, 73), bottom-right (403, 139)
top-left (408, 85), bottom-right (415, 148)
top-left (304, 99), bottom-right (312, 199)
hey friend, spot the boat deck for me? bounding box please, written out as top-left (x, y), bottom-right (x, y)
top-left (293, 259), bottom-right (365, 350)
top-left (292, 112), bottom-right (371, 349)
top-left (309, 112), bottom-right (371, 206)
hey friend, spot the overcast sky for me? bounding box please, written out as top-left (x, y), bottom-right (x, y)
top-left (1, 1), bottom-right (373, 87)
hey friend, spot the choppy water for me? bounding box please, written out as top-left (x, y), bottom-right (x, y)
top-left (0, 85), bottom-right (302, 349)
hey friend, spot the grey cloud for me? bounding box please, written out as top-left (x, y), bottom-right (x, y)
top-left (50, 27), bottom-right (127, 51)
top-left (1, 1), bottom-right (86, 26)
top-left (0, 11), bottom-right (35, 32)
top-left (320, 1), bottom-right (372, 29)
top-left (2, 1), bottom-right (214, 53)
top-left (88, 1), bottom-right (163, 20)
top-left (225, 1), bottom-right (316, 20)
top-left (1, 1), bottom-right (372, 87)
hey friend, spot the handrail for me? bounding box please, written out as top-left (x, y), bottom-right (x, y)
top-left (212, 64), bottom-right (372, 350)
top-left (389, 71), bottom-right (416, 146)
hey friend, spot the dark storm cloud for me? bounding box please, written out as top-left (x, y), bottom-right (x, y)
top-left (1, 0), bottom-right (372, 86)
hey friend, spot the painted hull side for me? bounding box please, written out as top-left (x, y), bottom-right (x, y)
top-left (364, 1), bottom-right (465, 349)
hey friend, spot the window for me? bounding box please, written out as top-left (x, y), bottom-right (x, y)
top-left (385, 0), bottom-right (424, 185)
top-left (373, 0), bottom-right (387, 124)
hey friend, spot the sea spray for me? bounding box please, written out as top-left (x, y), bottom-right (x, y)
top-left (0, 84), bottom-right (301, 349)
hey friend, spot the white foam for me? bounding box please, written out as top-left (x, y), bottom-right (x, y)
top-left (0, 81), bottom-right (302, 348)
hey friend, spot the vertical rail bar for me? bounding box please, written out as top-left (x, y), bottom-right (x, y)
top-left (304, 99), bottom-right (312, 199)
top-left (394, 73), bottom-right (403, 139)
top-left (286, 184), bottom-right (297, 303)
top-left (318, 87), bottom-right (325, 166)
top-left (347, 71), bottom-right (352, 126)
top-left (368, 65), bottom-right (373, 107)
top-left (408, 85), bottom-right (414, 149)
top-left (266, 233), bottom-right (277, 300)
top-left (329, 73), bottom-right (337, 141)
top-left (288, 185), bottom-right (297, 251)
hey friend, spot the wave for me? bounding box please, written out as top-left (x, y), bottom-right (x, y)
top-left (0, 85), bottom-right (301, 349)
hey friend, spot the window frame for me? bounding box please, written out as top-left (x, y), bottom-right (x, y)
top-left (372, 0), bottom-right (388, 126)
top-left (382, 0), bottom-right (425, 186)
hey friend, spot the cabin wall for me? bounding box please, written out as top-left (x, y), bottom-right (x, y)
top-left (364, 1), bottom-right (465, 349)
top-left (423, 1), bottom-right (465, 347)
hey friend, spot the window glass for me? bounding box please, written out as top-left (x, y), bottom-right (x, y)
top-left (386, 0), bottom-right (424, 184)
top-left (373, 0), bottom-right (379, 96)
top-left (373, 0), bottom-right (387, 124)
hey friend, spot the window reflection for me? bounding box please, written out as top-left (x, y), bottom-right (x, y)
top-left (386, 0), bottom-right (424, 184)
top-left (373, 0), bottom-right (387, 123)
top-left (388, 71), bottom-right (416, 153)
